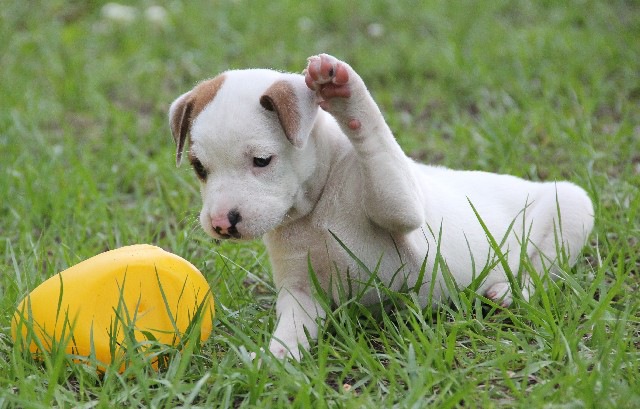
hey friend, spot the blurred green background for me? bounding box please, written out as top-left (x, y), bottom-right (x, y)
top-left (1, 1), bottom-right (638, 407)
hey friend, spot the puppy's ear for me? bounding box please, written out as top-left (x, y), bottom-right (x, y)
top-left (260, 76), bottom-right (318, 148)
top-left (169, 75), bottom-right (227, 166)
top-left (168, 91), bottom-right (193, 167)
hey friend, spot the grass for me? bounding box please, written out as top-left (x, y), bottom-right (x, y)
top-left (1, 0), bottom-right (639, 407)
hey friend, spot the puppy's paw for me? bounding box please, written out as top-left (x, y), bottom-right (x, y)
top-left (485, 282), bottom-right (514, 307)
top-left (304, 54), bottom-right (351, 97)
top-left (485, 281), bottom-right (531, 307)
top-left (269, 339), bottom-right (302, 361)
top-left (304, 54), bottom-right (363, 130)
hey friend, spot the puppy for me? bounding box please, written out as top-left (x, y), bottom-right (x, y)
top-left (169, 54), bottom-right (594, 360)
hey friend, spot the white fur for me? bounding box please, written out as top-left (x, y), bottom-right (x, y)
top-left (170, 54), bottom-right (594, 360)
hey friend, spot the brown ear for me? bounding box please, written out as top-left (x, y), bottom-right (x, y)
top-left (260, 81), bottom-right (300, 146)
top-left (168, 75), bottom-right (227, 166)
top-left (169, 92), bottom-right (193, 166)
top-left (260, 76), bottom-right (318, 148)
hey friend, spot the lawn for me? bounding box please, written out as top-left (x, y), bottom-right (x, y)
top-left (1, 0), bottom-right (639, 407)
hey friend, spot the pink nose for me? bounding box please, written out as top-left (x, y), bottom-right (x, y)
top-left (211, 209), bottom-right (241, 238)
top-left (211, 214), bottom-right (232, 230)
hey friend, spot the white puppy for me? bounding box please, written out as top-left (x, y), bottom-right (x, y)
top-left (169, 54), bottom-right (594, 360)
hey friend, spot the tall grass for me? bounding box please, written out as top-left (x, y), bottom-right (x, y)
top-left (1, 0), bottom-right (638, 407)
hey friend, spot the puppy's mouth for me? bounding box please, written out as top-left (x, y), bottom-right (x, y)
top-left (213, 225), bottom-right (242, 240)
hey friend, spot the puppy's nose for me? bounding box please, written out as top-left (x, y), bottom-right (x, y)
top-left (211, 209), bottom-right (242, 238)
top-left (227, 209), bottom-right (241, 226)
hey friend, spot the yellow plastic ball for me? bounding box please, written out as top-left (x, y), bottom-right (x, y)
top-left (11, 244), bottom-right (214, 370)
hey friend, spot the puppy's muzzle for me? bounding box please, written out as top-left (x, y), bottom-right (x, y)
top-left (212, 209), bottom-right (242, 239)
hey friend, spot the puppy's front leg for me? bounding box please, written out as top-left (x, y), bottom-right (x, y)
top-left (269, 285), bottom-right (323, 360)
top-left (305, 54), bottom-right (424, 233)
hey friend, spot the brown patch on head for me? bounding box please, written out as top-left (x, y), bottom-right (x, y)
top-left (169, 74), bottom-right (226, 165)
top-left (189, 75), bottom-right (227, 121)
top-left (260, 80), bottom-right (302, 146)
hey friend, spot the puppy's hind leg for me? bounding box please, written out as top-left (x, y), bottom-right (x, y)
top-left (486, 181), bottom-right (594, 307)
top-left (525, 182), bottom-right (594, 279)
top-left (485, 279), bottom-right (533, 308)
top-left (304, 54), bottom-right (424, 233)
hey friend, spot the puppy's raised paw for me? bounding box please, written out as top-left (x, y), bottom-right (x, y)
top-left (304, 54), bottom-right (364, 130)
top-left (304, 54), bottom-right (352, 99)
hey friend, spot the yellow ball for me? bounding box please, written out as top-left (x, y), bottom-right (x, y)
top-left (12, 244), bottom-right (214, 370)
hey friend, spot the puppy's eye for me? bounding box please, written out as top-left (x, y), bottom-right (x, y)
top-left (253, 156), bottom-right (273, 168)
top-left (191, 158), bottom-right (208, 180)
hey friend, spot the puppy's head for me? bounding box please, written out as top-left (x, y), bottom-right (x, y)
top-left (169, 69), bottom-right (319, 240)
